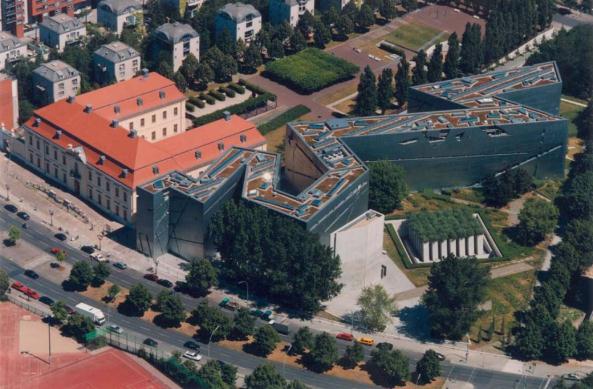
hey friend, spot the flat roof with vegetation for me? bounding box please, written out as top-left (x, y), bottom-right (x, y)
top-left (406, 208), bottom-right (482, 242)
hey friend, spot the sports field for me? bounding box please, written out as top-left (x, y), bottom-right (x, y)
top-left (384, 23), bottom-right (447, 51)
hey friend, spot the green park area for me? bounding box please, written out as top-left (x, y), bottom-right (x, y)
top-left (384, 23), bottom-right (447, 52)
top-left (264, 48), bottom-right (359, 94)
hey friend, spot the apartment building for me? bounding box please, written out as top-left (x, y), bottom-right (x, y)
top-left (32, 60), bottom-right (80, 104)
top-left (12, 72), bottom-right (266, 224)
top-left (0, 73), bottom-right (19, 131)
top-left (39, 14), bottom-right (86, 52)
top-left (27, 0), bottom-right (86, 24)
top-left (153, 22), bottom-right (199, 72)
top-left (93, 41), bottom-right (140, 83)
top-left (97, 0), bottom-right (142, 35)
top-left (269, 0), bottom-right (314, 27)
top-left (215, 2), bottom-right (261, 43)
top-left (1, 0), bottom-right (26, 37)
top-left (0, 31), bottom-right (26, 70)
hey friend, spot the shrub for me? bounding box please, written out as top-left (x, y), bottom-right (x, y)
top-left (378, 41), bottom-right (405, 57)
top-left (186, 103), bottom-right (195, 112)
top-left (228, 82), bottom-right (245, 94)
top-left (209, 90), bottom-right (226, 101)
top-left (195, 99), bottom-right (205, 108)
top-left (238, 78), bottom-right (268, 95)
top-left (192, 93), bottom-right (276, 127)
top-left (203, 94), bottom-right (216, 105)
top-left (220, 87), bottom-right (236, 98)
top-left (263, 48), bottom-right (359, 94)
top-left (258, 105), bottom-right (311, 135)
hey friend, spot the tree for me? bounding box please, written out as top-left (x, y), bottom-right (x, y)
top-left (7, 225), bottom-right (20, 245)
top-left (377, 68), bottom-right (394, 114)
top-left (444, 32), bottom-right (460, 79)
top-left (203, 47), bottom-right (237, 83)
top-left (64, 313), bottom-right (95, 342)
top-left (92, 262), bottom-right (110, 286)
top-left (558, 170), bottom-right (593, 220)
top-left (252, 325), bottom-right (280, 357)
top-left (292, 326), bottom-right (314, 354)
top-left (308, 332), bottom-right (339, 371)
top-left (335, 16), bottom-right (354, 39)
top-left (427, 43), bottom-right (443, 83)
top-left (198, 360), bottom-right (227, 388)
top-left (460, 23), bottom-right (483, 75)
top-left (412, 50), bottom-right (428, 85)
top-left (173, 72), bottom-right (187, 92)
top-left (513, 317), bottom-right (545, 360)
top-left (369, 347), bottom-right (409, 386)
top-left (51, 301), bottom-right (69, 324)
top-left (269, 38), bottom-right (285, 58)
top-left (355, 65), bottom-right (377, 115)
top-left (297, 10), bottom-right (315, 37)
top-left (289, 29), bottom-right (307, 52)
top-left (185, 258), bottom-right (218, 295)
top-left (544, 321), bottom-right (576, 364)
top-left (55, 250), bottom-right (66, 265)
top-left (156, 290), bottom-right (185, 326)
top-left (216, 28), bottom-right (236, 56)
top-left (243, 43), bottom-right (263, 73)
top-left (18, 100), bottom-right (34, 124)
top-left (245, 364), bottom-right (286, 389)
top-left (124, 283), bottom-right (152, 315)
top-left (179, 54), bottom-right (199, 85)
top-left (286, 381), bottom-right (309, 389)
top-left (422, 255), bottom-right (489, 340)
top-left (368, 161), bottom-right (408, 213)
top-left (482, 168), bottom-right (533, 208)
top-left (232, 308), bottom-right (256, 340)
top-left (357, 284), bottom-right (396, 332)
top-left (402, 0), bottom-right (418, 12)
top-left (395, 57), bottom-right (411, 107)
top-left (120, 26), bottom-right (142, 50)
top-left (516, 199), bottom-right (558, 246)
top-left (577, 98), bottom-right (593, 145)
top-left (0, 268), bottom-right (8, 296)
top-left (356, 4), bottom-right (375, 31)
top-left (194, 62), bottom-right (214, 89)
top-left (415, 350), bottom-right (441, 384)
top-left (192, 302), bottom-right (232, 341)
top-left (342, 342), bottom-right (364, 368)
top-left (379, 0), bottom-right (397, 21)
top-left (218, 361), bottom-right (238, 386)
top-left (313, 21), bottom-right (332, 49)
top-left (68, 261), bottom-right (94, 290)
top-left (107, 283), bottom-right (121, 302)
top-left (577, 320), bottom-right (593, 360)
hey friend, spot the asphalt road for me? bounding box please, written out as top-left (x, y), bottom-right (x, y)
top-left (0, 205), bottom-right (551, 388)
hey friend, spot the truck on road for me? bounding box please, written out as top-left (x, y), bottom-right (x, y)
top-left (75, 302), bottom-right (106, 325)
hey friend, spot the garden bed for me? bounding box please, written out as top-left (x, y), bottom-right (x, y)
top-left (263, 48), bottom-right (359, 94)
top-left (257, 105), bottom-right (311, 135)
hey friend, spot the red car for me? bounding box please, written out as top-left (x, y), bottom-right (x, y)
top-left (336, 332), bottom-right (354, 342)
top-left (144, 273), bottom-right (158, 282)
top-left (11, 281), bottom-right (41, 299)
top-left (50, 247), bottom-right (62, 255)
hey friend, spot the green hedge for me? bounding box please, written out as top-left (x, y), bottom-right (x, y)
top-left (257, 105), bottom-right (311, 135)
top-left (238, 78), bottom-right (268, 95)
top-left (186, 102), bottom-right (195, 112)
top-left (209, 89), bottom-right (226, 101)
top-left (378, 41), bottom-right (405, 57)
top-left (192, 92), bottom-right (276, 127)
top-left (220, 87), bottom-right (235, 98)
top-left (228, 82), bottom-right (245, 94)
top-left (263, 48), bottom-right (359, 94)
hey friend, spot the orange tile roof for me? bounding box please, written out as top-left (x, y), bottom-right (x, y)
top-left (76, 72), bottom-right (185, 121)
top-left (26, 88), bottom-right (266, 189)
top-left (0, 77), bottom-right (16, 130)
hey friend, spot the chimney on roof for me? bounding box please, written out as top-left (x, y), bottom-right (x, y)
top-left (194, 150), bottom-right (201, 159)
top-left (33, 117), bottom-right (41, 127)
top-left (240, 134), bottom-right (247, 143)
top-left (55, 129), bottom-right (62, 139)
top-left (223, 111), bottom-right (231, 121)
top-left (217, 142), bottom-right (224, 151)
top-left (111, 119), bottom-right (119, 128)
top-left (136, 97), bottom-right (143, 106)
top-left (66, 95), bottom-right (75, 103)
top-left (129, 129), bottom-right (138, 138)
top-left (121, 168), bottom-right (129, 178)
top-left (142, 68), bottom-right (149, 78)
top-left (159, 90), bottom-right (166, 99)
top-left (84, 104), bottom-right (93, 113)
top-left (99, 155), bottom-right (106, 164)
top-left (114, 105), bottom-right (120, 114)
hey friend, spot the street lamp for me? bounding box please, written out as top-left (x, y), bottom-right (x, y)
top-left (45, 315), bottom-right (52, 365)
top-left (97, 234), bottom-right (103, 250)
top-left (238, 280), bottom-right (249, 302)
top-left (49, 210), bottom-right (54, 227)
top-left (208, 325), bottom-right (220, 358)
top-left (283, 344), bottom-right (292, 376)
top-left (5, 183), bottom-right (9, 201)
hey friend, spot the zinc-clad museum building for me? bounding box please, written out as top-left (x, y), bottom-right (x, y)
top-left (136, 62), bottom-right (567, 259)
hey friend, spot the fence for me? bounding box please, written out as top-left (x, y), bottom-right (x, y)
top-left (6, 292), bottom-right (51, 317)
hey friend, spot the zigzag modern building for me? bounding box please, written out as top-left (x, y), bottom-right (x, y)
top-left (136, 62), bottom-right (567, 259)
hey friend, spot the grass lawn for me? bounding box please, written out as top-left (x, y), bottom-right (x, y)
top-left (560, 99), bottom-right (585, 137)
top-left (384, 23), bottom-right (446, 51)
top-left (451, 188), bottom-right (485, 204)
top-left (264, 48), bottom-right (359, 94)
top-left (535, 179), bottom-right (562, 201)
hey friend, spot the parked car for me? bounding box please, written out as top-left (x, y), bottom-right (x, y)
top-left (144, 273), bottom-right (158, 282)
top-left (143, 338), bottom-right (158, 347)
top-left (81, 245), bottom-right (95, 254)
top-left (24, 269), bottom-right (39, 279)
top-left (4, 204), bottom-right (18, 213)
top-left (219, 297), bottom-right (230, 307)
top-left (54, 233), bottom-right (67, 241)
top-left (272, 323), bottom-right (290, 335)
top-left (249, 308), bottom-right (264, 317)
top-left (39, 296), bottom-right (55, 306)
top-left (336, 332), bottom-right (354, 342)
top-left (107, 324), bottom-right (124, 334)
top-left (435, 352), bottom-right (445, 361)
top-left (184, 341), bottom-right (200, 350)
top-left (50, 247), bottom-right (64, 255)
top-left (17, 211), bottom-right (30, 220)
top-left (90, 253), bottom-right (108, 263)
top-left (11, 282), bottom-right (40, 299)
top-left (113, 262), bottom-right (127, 270)
top-left (261, 310), bottom-right (274, 322)
top-left (183, 351), bottom-right (202, 361)
top-left (64, 305), bottom-right (76, 315)
top-left (357, 337), bottom-right (375, 346)
top-left (562, 373), bottom-right (580, 381)
top-left (157, 279), bottom-right (173, 288)
top-left (50, 262), bottom-right (60, 268)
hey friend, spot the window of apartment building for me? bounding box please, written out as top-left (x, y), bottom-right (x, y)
top-left (97, 176), bottom-right (101, 186)
top-left (36, 139), bottom-right (40, 150)
top-left (98, 194), bottom-right (102, 206)
top-left (162, 110), bottom-right (167, 120)
top-left (123, 209), bottom-right (128, 221)
top-left (45, 162), bottom-right (49, 173)
top-left (123, 192), bottom-right (127, 202)
top-left (29, 152), bottom-right (33, 163)
top-left (106, 181), bottom-right (110, 192)
top-left (152, 114), bottom-right (156, 123)
top-left (54, 167), bottom-right (58, 177)
top-left (44, 142), bottom-right (49, 154)
top-left (88, 187), bottom-right (93, 199)
top-left (162, 128), bottom-right (166, 137)
top-left (115, 204), bottom-right (119, 216)
top-left (174, 124), bottom-right (178, 133)
top-left (140, 118), bottom-right (145, 127)
top-left (106, 199), bottom-right (111, 211)
top-left (58, 82), bottom-right (64, 90)
top-left (62, 173), bottom-right (66, 183)
top-left (72, 78), bottom-right (78, 86)
top-left (129, 122), bottom-right (134, 130)
top-left (132, 59), bottom-right (138, 67)
top-left (53, 148), bottom-right (57, 160)
top-left (151, 131), bottom-right (156, 140)
top-left (36, 157), bottom-right (40, 168)
top-left (118, 64), bottom-right (125, 71)
top-left (174, 107), bottom-right (178, 116)
top-left (88, 170), bottom-right (92, 180)
top-left (29, 134), bottom-right (33, 145)
top-left (62, 155), bottom-right (66, 165)
top-left (115, 186), bottom-right (119, 197)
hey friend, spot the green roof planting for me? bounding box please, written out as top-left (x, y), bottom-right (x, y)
top-left (406, 208), bottom-right (482, 242)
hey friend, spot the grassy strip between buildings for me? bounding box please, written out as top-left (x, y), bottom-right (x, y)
top-left (384, 23), bottom-right (444, 51)
top-left (257, 105), bottom-right (311, 135)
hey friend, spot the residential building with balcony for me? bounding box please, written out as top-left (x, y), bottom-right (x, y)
top-left (269, 0), bottom-right (314, 27)
top-left (32, 60), bottom-right (80, 105)
top-left (10, 72), bottom-right (266, 224)
top-left (0, 31), bottom-right (26, 70)
top-left (215, 2), bottom-right (261, 43)
top-left (1, 0), bottom-right (26, 37)
top-left (28, 0), bottom-right (86, 23)
top-left (39, 14), bottom-right (86, 52)
top-left (93, 41), bottom-right (140, 83)
top-left (97, 0), bottom-right (142, 35)
top-left (153, 22), bottom-right (199, 72)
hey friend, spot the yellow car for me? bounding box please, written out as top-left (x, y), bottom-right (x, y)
top-left (357, 337), bottom-right (375, 346)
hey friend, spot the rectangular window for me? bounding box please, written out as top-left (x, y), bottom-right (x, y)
top-left (151, 131), bottom-right (156, 140)
top-left (115, 204), bottom-right (119, 216)
top-left (123, 209), bottom-right (128, 221)
top-left (162, 128), bottom-right (166, 136)
top-left (174, 124), bottom-right (178, 133)
top-left (98, 194), bottom-right (102, 206)
top-left (62, 155), bottom-right (66, 165)
top-left (115, 187), bottom-right (119, 197)
top-left (174, 107), bottom-right (178, 116)
top-left (88, 187), bottom-right (92, 199)
top-left (29, 152), bottom-right (33, 163)
top-left (129, 122), bottom-right (134, 130)
top-left (62, 173), bottom-right (66, 183)
top-left (53, 149), bottom-right (57, 159)
top-left (88, 170), bottom-right (92, 180)
top-left (152, 114), bottom-right (156, 123)
top-left (140, 118), bottom-right (145, 127)
top-left (29, 134), bottom-right (33, 145)
top-left (106, 199), bottom-right (111, 210)
top-left (54, 167), bottom-right (58, 177)
top-left (106, 182), bottom-right (110, 192)
top-left (36, 139), bottom-right (40, 150)
top-left (44, 143), bottom-right (49, 154)
top-left (97, 176), bottom-right (101, 186)
top-left (123, 192), bottom-right (127, 202)
top-left (162, 110), bottom-right (167, 119)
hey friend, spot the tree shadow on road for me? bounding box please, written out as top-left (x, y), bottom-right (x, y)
top-left (397, 304), bottom-right (433, 342)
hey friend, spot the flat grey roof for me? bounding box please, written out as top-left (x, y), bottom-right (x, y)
top-left (40, 14), bottom-right (84, 34)
top-left (0, 31), bottom-right (25, 52)
top-left (33, 60), bottom-right (80, 82)
top-left (94, 41), bottom-right (139, 63)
